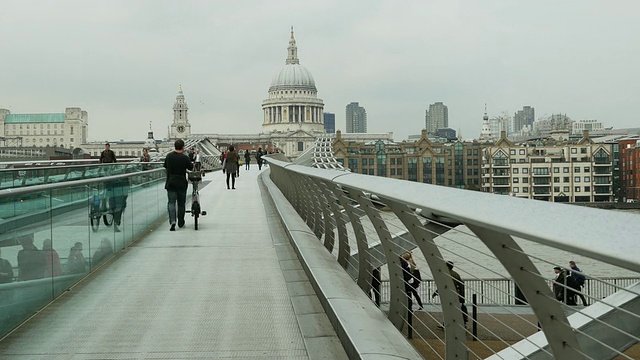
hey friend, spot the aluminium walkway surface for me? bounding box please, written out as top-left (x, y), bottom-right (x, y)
top-left (0, 166), bottom-right (348, 359)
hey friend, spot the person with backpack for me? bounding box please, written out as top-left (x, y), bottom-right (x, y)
top-left (569, 260), bottom-right (588, 306)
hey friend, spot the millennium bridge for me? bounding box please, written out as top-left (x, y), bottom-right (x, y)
top-left (0, 151), bottom-right (639, 359)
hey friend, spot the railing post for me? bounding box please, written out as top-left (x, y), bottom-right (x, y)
top-left (310, 178), bottom-right (335, 251)
top-left (345, 188), bottom-right (406, 331)
top-left (466, 224), bottom-right (584, 359)
top-left (472, 294), bottom-right (477, 341)
top-left (317, 180), bottom-right (350, 269)
top-left (382, 198), bottom-right (469, 360)
top-left (330, 186), bottom-right (371, 292)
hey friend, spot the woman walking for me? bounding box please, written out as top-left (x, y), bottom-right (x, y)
top-left (224, 145), bottom-right (238, 190)
top-left (401, 252), bottom-right (424, 311)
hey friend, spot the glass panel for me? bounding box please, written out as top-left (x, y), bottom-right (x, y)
top-left (1, 168), bottom-right (168, 338)
top-left (50, 184), bottom-right (90, 298)
top-left (0, 189), bottom-right (53, 336)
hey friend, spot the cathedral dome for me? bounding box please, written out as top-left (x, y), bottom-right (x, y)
top-left (262, 28), bottom-right (325, 136)
top-left (270, 64), bottom-right (316, 90)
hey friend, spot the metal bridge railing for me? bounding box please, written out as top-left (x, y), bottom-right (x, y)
top-left (377, 277), bottom-right (640, 307)
top-left (266, 157), bottom-right (640, 360)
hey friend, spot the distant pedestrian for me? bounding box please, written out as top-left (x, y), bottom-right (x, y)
top-left (553, 266), bottom-right (576, 305)
top-left (17, 236), bottom-right (46, 281)
top-left (0, 248), bottom-right (14, 283)
top-left (244, 150), bottom-right (251, 170)
top-left (92, 238), bottom-right (114, 266)
top-left (256, 147), bottom-right (264, 170)
top-left (141, 148), bottom-right (151, 163)
top-left (42, 239), bottom-right (62, 277)
top-left (224, 145), bottom-right (238, 190)
top-left (433, 261), bottom-right (468, 328)
top-left (369, 267), bottom-right (381, 307)
top-left (66, 242), bottom-right (86, 274)
top-left (568, 261), bottom-right (588, 306)
top-left (99, 143), bottom-right (116, 164)
top-left (194, 149), bottom-right (202, 172)
top-left (235, 148), bottom-right (240, 177)
top-left (401, 252), bottom-right (424, 311)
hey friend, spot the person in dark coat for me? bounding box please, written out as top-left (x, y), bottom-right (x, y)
top-left (244, 150), bottom-right (251, 170)
top-left (401, 252), bottom-right (424, 311)
top-left (433, 261), bottom-right (468, 328)
top-left (256, 148), bottom-right (264, 170)
top-left (66, 242), bottom-right (86, 274)
top-left (164, 139), bottom-right (193, 231)
top-left (17, 237), bottom-right (46, 281)
top-left (224, 146), bottom-right (239, 190)
top-left (553, 266), bottom-right (576, 305)
top-left (569, 261), bottom-right (588, 306)
top-left (99, 143), bottom-right (116, 164)
top-left (0, 248), bottom-right (14, 283)
top-left (92, 238), bottom-right (114, 266)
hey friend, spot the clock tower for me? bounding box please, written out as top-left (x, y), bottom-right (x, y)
top-left (170, 85), bottom-right (191, 139)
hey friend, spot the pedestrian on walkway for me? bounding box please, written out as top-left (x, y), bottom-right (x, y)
top-left (92, 238), bottom-right (114, 266)
top-left (224, 145), bottom-right (238, 190)
top-left (553, 266), bottom-right (577, 305)
top-left (0, 248), bottom-right (14, 283)
top-left (244, 150), bottom-right (251, 170)
top-left (569, 261), bottom-right (588, 306)
top-left (433, 261), bottom-right (468, 328)
top-left (42, 239), bottom-right (62, 277)
top-left (401, 252), bottom-right (424, 311)
top-left (235, 148), bottom-right (240, 178)
top-left (194, 149), bottom-right (202, 172)
top-left (66, 242), bottom-right (86, 274)
top-left (164, 139), bottom-right (193, 231)
top-left (17, 236), bottom-right (46, 281)
top-left (99, 143), bottom-right (116, 164)
top-left (369, 267), bottom-right (381, 307)
top-left (256, 147), bottom-right (263, 170)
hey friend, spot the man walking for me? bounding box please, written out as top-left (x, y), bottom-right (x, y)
top-left (569, 261), bottom-right (588, 306)
top-left (194, 149), bottom-right (202, 172)
top-left (99, 143), bottom-right (116, 164)
top-left (433, 261), bottom-right (468, 329)
top-left (99, 142), bottom-right (125, 232)
top-left (164, 139), bottom-right (193, 231)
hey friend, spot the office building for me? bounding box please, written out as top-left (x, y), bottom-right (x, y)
top-left (333, 130), bottom-right (483, 190)
top-left (323, 112), bottom-right (335, 133)
top-left (513, 106), bottom-right (535, 134)
top-left (346, 102), bottom-right (367, 133)
top-left (0, 107), bottom-right (88, 149)
top-left (425, 102), bottom-right (448, 134)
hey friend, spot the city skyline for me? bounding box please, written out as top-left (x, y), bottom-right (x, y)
top-left (1, 1), bottom-right (639, 142)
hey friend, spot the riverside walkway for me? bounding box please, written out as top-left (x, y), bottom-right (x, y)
top-left (0, 167), bottom-right (349, 359)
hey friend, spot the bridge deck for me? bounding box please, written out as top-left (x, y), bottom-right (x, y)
top-left (0, 166), bottom-right (347, 359)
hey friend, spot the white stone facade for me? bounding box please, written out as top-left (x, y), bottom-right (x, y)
top-left (170, 86), bottom-right (191, 139)
top-left (0, 107), bottom-right (88, 149)
top-left (261, 28), bottom-right (325, 134)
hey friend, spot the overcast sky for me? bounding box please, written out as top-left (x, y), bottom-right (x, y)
top-left (1, 1), bottom-right (638, 142)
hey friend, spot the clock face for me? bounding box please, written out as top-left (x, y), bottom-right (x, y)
top-left (177, 125), bottom-right (185, 133)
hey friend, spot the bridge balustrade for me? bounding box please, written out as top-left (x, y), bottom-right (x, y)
top-left (265, 157), bottom-right (640, 360)
top-left (0, 168), bottom-right (167, 338)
